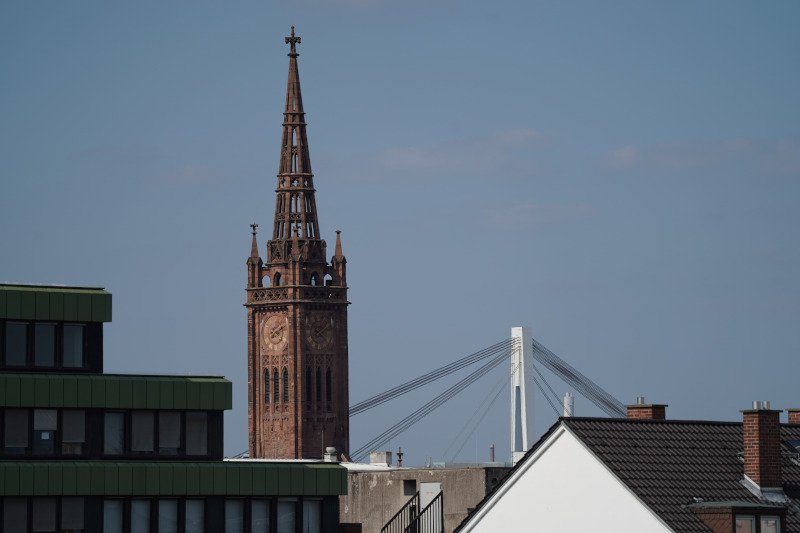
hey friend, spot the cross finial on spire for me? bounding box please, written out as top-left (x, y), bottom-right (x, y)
top-left (250, 222), bottom-right (259, 236)
top-left (285, 26), bottom-right (301, 56)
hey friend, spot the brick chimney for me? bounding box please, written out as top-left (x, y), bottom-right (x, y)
top-left (742, 401), bottom-right (782, 489)
top-left (787, 409), bottom-right (800, 425)
top-left (626, 396), bottom-right (667, 420)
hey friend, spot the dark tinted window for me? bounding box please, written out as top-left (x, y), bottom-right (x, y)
top-left (62, 410), bottom-right (86, 455)
top-left (4, 409), bottom-right (29, 454)
top-left (34, 323), bottom-right (55, 367)
top-left (3, 498), bottom-right (27, 533)
top-left (33, 409), bottom-right (57, 455)
top-left (104, 413), bottom-right (124, 455)
top-left (185, 412), bottom-right (207, 456)
top-left (158, 412), bottom-right (180, 455)
top-left (5, 322), bottom-right (27, 366)
top-left (131, 411), bottom-right (154, 453)
top-left (32, 497), bottom-right (56, 532)
top-left (63, 325), bottom-right (84, 368)
top-left (61, 497), bottom-right (85, 530)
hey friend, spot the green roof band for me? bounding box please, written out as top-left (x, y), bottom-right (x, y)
top-left (0, 374), bottom-right (232, 410)
top-left (0, 461), bottom-right (347, 497)
top-left (0, 285), bottom-right (112, 322)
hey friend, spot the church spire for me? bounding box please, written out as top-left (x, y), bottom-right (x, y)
top-left (272, 26), bottom-right (320, 245)
top-left (246, 28), bottom-right (351, 460)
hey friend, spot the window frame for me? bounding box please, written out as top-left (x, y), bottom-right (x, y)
top-left (761, 515), bottom-right (781, 533)
top-left (1, 319), bottom-right (91, 371)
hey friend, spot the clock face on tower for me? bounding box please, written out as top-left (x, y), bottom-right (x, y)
top-left (261, 314), bottom-right (288, 352)
top-left (307, 313), bottom-right (334, 351)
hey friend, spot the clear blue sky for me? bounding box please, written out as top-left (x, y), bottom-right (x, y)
top-left (2, 1), bottom-right (798, 465)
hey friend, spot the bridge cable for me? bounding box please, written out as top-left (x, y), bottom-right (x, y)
top-left (531, 339), bottom-right (620, 414)
top-left (351, 348), bottom-right (509, 461)
top-left (349, 339), bottom-right (514, 417)
top-left (351, 345), bottom-right (513, 462)
top-left (440, 361), bottom-right (517, 462)
top-left (531, 338), bottom-right (626, 417)
top-left (446, 372), bottom-right (510, 463)
top-left (530, 363), bottom-right (564, 414)
top-left (531, 373), bottom-right (562, 416)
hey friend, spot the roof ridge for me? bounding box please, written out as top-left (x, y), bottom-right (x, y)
top-left (563, 416), bottom-right (743, 426)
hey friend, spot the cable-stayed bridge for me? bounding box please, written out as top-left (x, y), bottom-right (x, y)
top-left (350, 328), bottom-right (625, 463)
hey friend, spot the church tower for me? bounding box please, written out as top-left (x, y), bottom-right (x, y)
top-left (246, 27), bottom-right (350, 459)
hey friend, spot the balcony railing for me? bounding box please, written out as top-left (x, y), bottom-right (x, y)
top-left (381, 491), bottom-right (443, 533)
top-left (381, 491), bottom-right (419, 533)
top-left (246, 285), bottom-right (346, 304)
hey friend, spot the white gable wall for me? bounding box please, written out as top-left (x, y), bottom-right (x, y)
top-left (460, 425), bottom-right (673, 532)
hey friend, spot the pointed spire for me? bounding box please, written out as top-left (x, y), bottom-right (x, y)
top-left (250, 223), bottom-right (260, 259)
top-left (271, 25), bottom-right (321, 244)
top-left (334, 230), bottom-right (344, 259)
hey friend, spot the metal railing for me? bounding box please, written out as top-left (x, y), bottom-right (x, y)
top-left (407, 491), bottom-right (444, 533)
top-left (381, 491), bottom-right (420, 533)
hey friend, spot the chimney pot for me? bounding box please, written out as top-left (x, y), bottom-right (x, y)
top-left (787, 409), bottom-right (800, 425)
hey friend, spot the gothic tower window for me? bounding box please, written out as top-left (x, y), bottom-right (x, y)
top-left (282, 368), bottom-right (289, 403)
top-left (316, 368), bottom-right (322, 403)
top-left (305, 368), bottom-right (312, 403)
top-left (273, 369), bottom-right (279, 404)
top-left (264, 369), bottom-right (270, 404)
top-left (326, 368), bottom-right (332, 405)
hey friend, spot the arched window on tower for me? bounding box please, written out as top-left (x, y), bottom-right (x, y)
top-left (264, 275), bottom-right (271, 287)
top-left (326, 367), bottom-right (332, 406)
top-left (273, 369), bottom-right (279, 403)
top-left (273, 272), bottom-right (282, 286)
top-left (324, 274), bottom-right (333, 286)
top-left (309, 273), bottom-right (318, 286)
top-left (282, 368), bottom-right (289, 403)
top-left (316, 368), bottom-right (322, 403)
top-left (305, 368), bottom-right (312, 404)
top-left (264, 369), bottom-right (270, 404)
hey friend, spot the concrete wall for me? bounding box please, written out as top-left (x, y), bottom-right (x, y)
top-left (340, 466), bottom-right (509, 533)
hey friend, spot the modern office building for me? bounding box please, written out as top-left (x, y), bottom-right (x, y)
top-left (0, 283), bottom-right (346, 532)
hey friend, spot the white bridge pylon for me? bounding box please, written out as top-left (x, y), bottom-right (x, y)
top-left (510, 326), bottom-right (533, 465)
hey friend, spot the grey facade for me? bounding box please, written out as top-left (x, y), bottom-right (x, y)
top-left (340, 465), bottom-right (510, 533)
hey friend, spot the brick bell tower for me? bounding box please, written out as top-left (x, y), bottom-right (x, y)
top-left (246, 27), bottom-right (350, 459)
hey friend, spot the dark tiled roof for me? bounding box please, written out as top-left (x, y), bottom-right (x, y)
top-left (564, 418), bottom-right (800, 532)
top-left (456, 418), bottom-right (800, 532)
